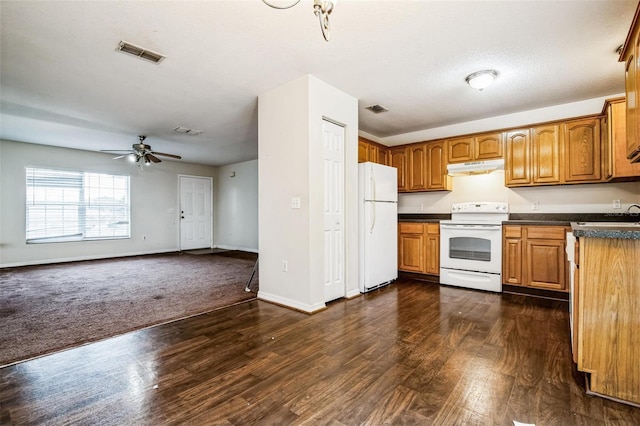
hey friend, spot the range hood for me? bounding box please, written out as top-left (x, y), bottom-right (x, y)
top-left (447, 159), bottom-right (505, 176)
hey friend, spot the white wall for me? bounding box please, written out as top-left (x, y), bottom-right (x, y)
top-left (0, 139), bottom-right (218, 267)
top-left (258, 75), bottom-right (358, 313)
top-left (399, 171), bottom-right (640, 214)
top-left (214, 159), bottom-right (258, 252)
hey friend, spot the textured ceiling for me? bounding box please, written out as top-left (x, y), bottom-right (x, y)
top-left (0, 1), bottom-right (636, 166)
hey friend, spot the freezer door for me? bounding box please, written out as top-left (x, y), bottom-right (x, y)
top-left (360, 200), bottom-right (398, 291)
top-left (359, 162), bottom-right (398, 202)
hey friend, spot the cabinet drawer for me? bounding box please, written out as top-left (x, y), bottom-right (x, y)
top-left (526, 226), bottom-right (567, 240)
top-left (399, 222), bottom-right (424, 233)
top-left (426, 223), bottom-right (439, 235)
top-left (504, 226), bottom-right (522, 238)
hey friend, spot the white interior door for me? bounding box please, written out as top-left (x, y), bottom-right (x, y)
top-left (323, 119), bottom-right (346, 302)
top-left (179, 176), bottom-right (212, 250)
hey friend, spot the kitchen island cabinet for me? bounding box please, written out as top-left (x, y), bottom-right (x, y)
top-left (572, 225), bottom-right (640, 406)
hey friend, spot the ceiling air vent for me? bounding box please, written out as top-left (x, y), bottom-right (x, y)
top-left (117, 41), bottom-right (165, 64)
top-left (173, 126), bottom-right (203, 136)
top-left (365, 104), bottom-right (389, 114)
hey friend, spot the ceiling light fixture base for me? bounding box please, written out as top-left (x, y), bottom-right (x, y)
top-left (465, 70), bottom-right (498, 91)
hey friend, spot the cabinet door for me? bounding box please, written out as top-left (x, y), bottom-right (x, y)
top-left (367, 144), bottom-right (379, 164)
top-left (447, 136), bottom-right (474, 163)
top-left (390, 147), bottom-right (407, 192)
top-left (505, 129), bottom-right (531, 186)
top-left (532, 124), bottom-right (562, 184)
top-left (524, 239), bottom-right (567, 291)
top-left (502, 226), bottom-right (523, 285)
top-left (609, 99), bottom-right (640, 178)
top-left (475, 132), bottom-right (504, 160)
top-left (632, 30), bottom-right (640, 162)
top-left (377, 146), bottom-right (390, 166)
top-left (358, 139), bottom-right (368, 163)
top-left (425, 223), bottom-right (440, 275)
top-left (408, 144), bottom-right (427, 191)
top-left (626, 53), bottom-right (639, 161)
top-left (398, 224), bottom-right (425, 273)
top-left (564, 118), bottom-right (601, 182)
top-left (426, 141), bottom-right (449, 190)
top-left (425, 235), bottom-right (439, 274)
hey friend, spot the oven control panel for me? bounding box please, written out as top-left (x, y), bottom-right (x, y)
top-left (450, 202), bottom-right (508, 213)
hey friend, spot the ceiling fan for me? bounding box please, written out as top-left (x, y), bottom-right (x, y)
top-left (100, 136), bottom-right (182, 165)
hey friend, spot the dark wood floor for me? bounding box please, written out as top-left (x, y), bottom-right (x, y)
top-left (1, 279), bottom-right (639, 425)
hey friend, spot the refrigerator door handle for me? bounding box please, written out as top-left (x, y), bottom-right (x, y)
top-left (370, 169), bottom-right (376, 201)
top-left (370, 201), bottom-right (376, 233)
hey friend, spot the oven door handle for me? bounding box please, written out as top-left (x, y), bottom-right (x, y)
top-left (440, 224), bottom-right (502, 230)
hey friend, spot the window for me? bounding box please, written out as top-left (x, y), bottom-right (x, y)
top-left (26, 167), bottom-right (130, 243)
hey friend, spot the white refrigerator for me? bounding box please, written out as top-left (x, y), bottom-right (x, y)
top-left (358, 162), bottom-right (398, 293)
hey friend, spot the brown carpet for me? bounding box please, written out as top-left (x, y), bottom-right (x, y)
top-left (0, 251), bottom-right (258, 368)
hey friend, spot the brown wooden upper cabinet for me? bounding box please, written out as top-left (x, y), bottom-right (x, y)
top-left (447, 132), bottom-right (503, 163)
top-left (620, 3), bottom-right (640, 163)
top-left (358, 137), bottom-right (389, 165)
top-left (391, 142), bottom-right (451, 193)
top-left (505, 129), bottom-right (531, 186)
top-left (390, 146), bottom-right (407, 192)
top-left (505, 117), bottom-right (606, 187)
top-left (563, 117), bottom-right (601, 183)
top-left (602, 98), bottom-right (640, 180)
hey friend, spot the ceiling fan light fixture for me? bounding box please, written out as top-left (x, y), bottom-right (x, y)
top-left (465, 70), bottom-right (498, 91)
top-left (261, 0), bottom-right (336, 42)
top-left (261, 0), bottom-right (301, 9)
top-left (314, 0), bottom-right (336, 41)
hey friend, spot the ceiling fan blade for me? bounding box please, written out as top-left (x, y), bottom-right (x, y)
top-left (151, 151), bottom-right (182, 159)
top-left (100, 149), bottom-right (135, 153)
top-left (147, 154), bottom-right (162, 163)
top-left (112, 155), bottom-right (128, 160)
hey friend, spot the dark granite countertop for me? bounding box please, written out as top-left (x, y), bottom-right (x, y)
top-left (399, 212), bottom-right (640, 229)
top-left (571, 222), bottom-right (640, 240)
top-left (398, 214), bottom-right (450, 222)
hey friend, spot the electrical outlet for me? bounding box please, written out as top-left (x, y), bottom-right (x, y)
top-left (282, 261), bottom-right (288, 272)
top-left (532, 201), bottom-right (539, 211)
top-left (291, 197), bottom-right (301, 209)
top-left (613, 199), bottom-right (621, 209)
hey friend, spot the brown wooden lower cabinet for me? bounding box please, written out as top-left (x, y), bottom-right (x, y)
top-left (502, 225), bottom-right (569, 292)
top-left (398, 222), bottom-right (439, 275)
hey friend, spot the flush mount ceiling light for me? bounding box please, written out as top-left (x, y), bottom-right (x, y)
top-left (465, 70), bottom-right (498, 91)
top-left (262, 0), bottom-right (337, 42)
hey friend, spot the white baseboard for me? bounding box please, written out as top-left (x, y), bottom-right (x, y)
top-left (346, 288), bottom-right (361, 298)
top-left (214, 245), bottom-right (258, 253)
top-left (257, 291), bottom-right (325, 314)
top-left (0, 248), bottom-right (178, 269)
